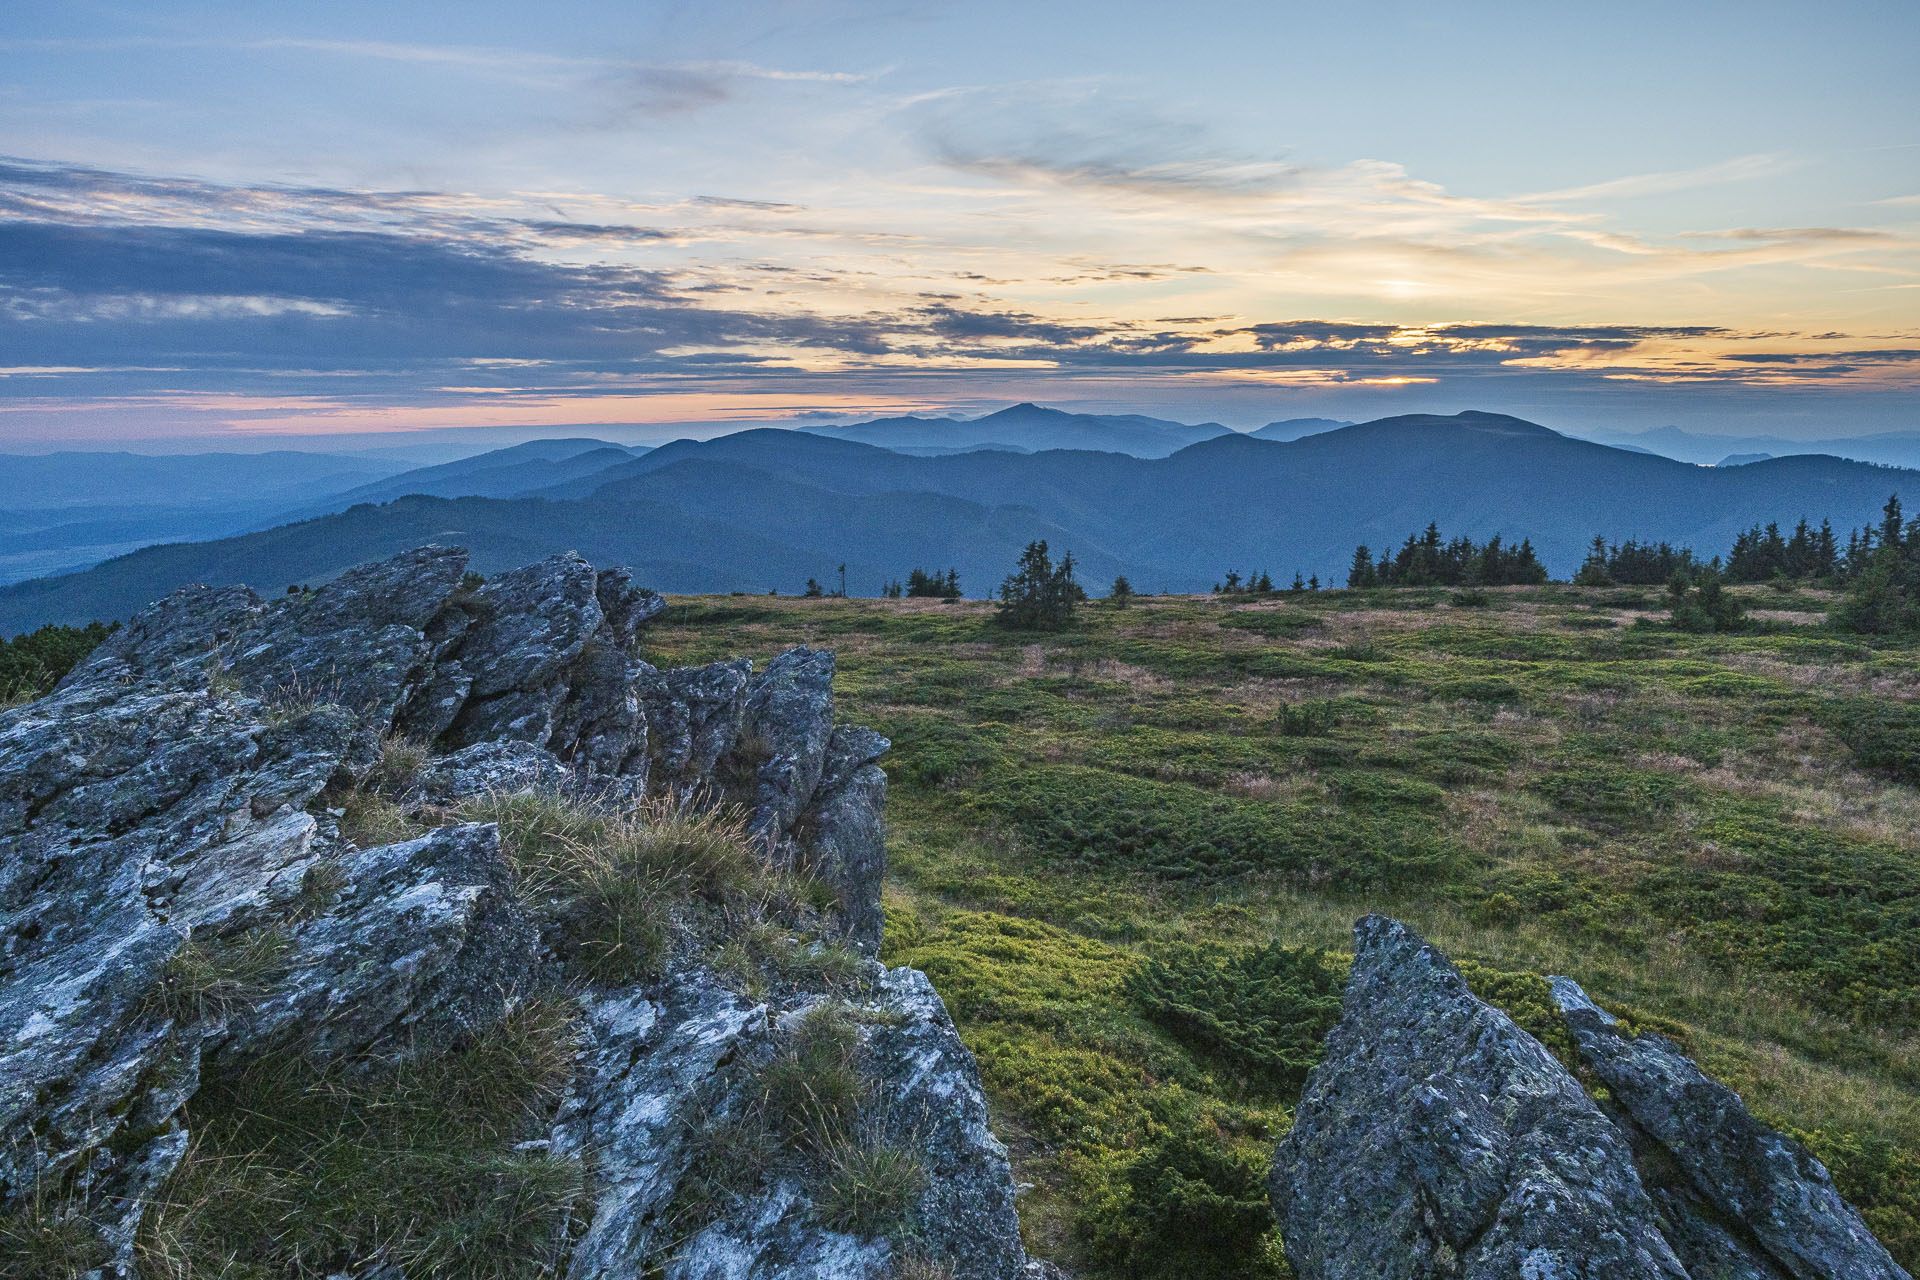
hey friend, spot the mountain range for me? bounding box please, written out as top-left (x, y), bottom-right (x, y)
top-left (1576, 423), bottom-right (1920, 470)
top-left (4, 409), bottom-right (1914, 634)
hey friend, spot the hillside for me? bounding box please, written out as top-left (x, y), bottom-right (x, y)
top-left (4, 409), bottom-right (1916, 634)
top-left (640, 584), bottom-right (1920, 1276)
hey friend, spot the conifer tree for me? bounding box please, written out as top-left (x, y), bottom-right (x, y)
top-left (1347, 545), bottom-right (1377, 588)
top-left (995, 540), bottom-right (1084, 630)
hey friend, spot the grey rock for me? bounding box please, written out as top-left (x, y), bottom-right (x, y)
top-left (225, 545), bottom-right (468, 720)
top-left (739, 648), bottom-right (837, 864)
top-left (594, 564), bottom-right (667, 648)
top-left (443, 552), bottom-right (606, 747)
top-left (641, 659), bottom-right (752, 794)
top-left (802, 726), bottom-right (892, 952)
top-left (0, 546), bottom-right (929, 1276)
top-left (416, 740), bottom-right (576, 806)
top-left (1552, 977), bottom-right (1910, 1280)
top-left (1270, 915), bottom-right (1688, 1280)
top-left (0, 636), bottom-right (357, 1270)
top-left (548, 640), bottom-right (650, 778)
top-left (243, 822), bottom-right (539, 1061)
top-left (555, 965), bottom-right (1030, 1280)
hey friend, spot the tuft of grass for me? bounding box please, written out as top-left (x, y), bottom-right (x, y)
top-left (760, 1004), bottom-right (866, 1153)
top-left (461, 789), bottom-right (764, 986)
top-left (0, 1196), bottom-right (110, 1279)
top-left (147, 929), bottom-right (291, 1024)
top-left (363, 733), bottom-right (432, 796)
top-left (336, 789), bottom-right (425, 849)
top-left (289, 858), bottom-right (348, 921)
top-left (139, 999), bottom-right (580, 1280)
top-left (816, 1140), bottom-right (926, 1238)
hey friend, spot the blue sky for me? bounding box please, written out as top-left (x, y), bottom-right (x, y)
top-left (2, 0), bottom-right (1916, 448)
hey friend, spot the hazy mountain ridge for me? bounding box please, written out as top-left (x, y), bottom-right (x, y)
top-left (799, 401), bottom-right (1235, 457)
top-left (5, 409), bottom-right (1916, 634)
top-left (1580, 423), bottom-right (1920, 470)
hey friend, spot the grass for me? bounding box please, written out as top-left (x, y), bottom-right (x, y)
top-left (671, 1003), bottom-right (927, 1249)
top-left (147, 929), bottom-right (292, 1024)
top-left (137, 1000), bottom-right (580, 1280)
top-left (638, 584), bottom-right (1920, 1276)
top-left (0, 1192), bottom-right (112, 1279)
top-left (815, 1140), bottom-right (927, 1236)
top-left (459, 790), bottom-right (766, 985)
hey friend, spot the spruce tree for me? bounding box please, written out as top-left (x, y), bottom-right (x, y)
top-left (995, 541), bottom-right (1083, 630)
top-left (1347, 546), bottom-right (1376, 588)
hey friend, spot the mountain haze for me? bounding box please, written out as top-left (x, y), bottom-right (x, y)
top-left (799, 402), bottom-right (1236, 457)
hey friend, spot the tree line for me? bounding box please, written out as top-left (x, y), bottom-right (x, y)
top-left (1345, 524), bottom-right (1549, 588)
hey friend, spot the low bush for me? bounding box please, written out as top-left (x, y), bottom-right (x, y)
top-left (978, 764), bottom-right (1458, 886)
top-left (1125, 942), bottom-right (1344, 1085)
top-left (0, 620), bottom-right (114, 705)
top-left (1822, 697), bottom-right (1920, 786)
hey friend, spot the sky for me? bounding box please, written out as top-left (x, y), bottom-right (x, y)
top-left (1, 0), bottom-right (1917, 450)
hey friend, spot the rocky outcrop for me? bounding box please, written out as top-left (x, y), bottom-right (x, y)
top-left (0, 546), bottom-right (1030, 1279)
top-left (1271, 916), bottom-right (1910, 1280)
top-left (1270, 916), bottom-right (1688, 1279)
top-left (554, 966), bottom-right (1027, 1280)
top-left (1552, 977), bottom-right (1908, 1280)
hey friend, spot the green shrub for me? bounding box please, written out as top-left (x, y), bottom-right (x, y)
top-left (1529, 767), bottom-right (1684, 826)
top-left (1274, 700), bottom-right (1340, 736)
top-left (1432, 676), bottom-right (1520, 703)
top-left (1125, 942), bottom-right (1344, 1085)
top-left (978, 764), bottom-right (1457, 886)
top-left (1823, 698), bottom-right (1920, 786)
top-left (1079, 1125), bottom-right (1281, 1280)
top-left (0, 620), bottom-right (114, 705)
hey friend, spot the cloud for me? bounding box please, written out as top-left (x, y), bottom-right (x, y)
top-left (0, 154), bottom-right (1915, 427)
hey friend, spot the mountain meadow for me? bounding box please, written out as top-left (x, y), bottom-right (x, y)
top-left (618, 582), bottom-right (1920, 1278)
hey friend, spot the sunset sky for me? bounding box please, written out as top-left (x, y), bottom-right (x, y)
top-left (3, 0), bottom-right (1917, 448)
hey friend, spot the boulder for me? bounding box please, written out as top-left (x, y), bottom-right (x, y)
top-left (739, 648), bottom-right (837, 864)
top-left (1269, 916), bottom-right (1689, 1279)
top-left (1552, 977), bottom-right (1910, 1280)
top-left (0, 545), bottom-right (933, 1276)
top-left (442, 553), bottom-right (607, 748)
top-left (415, 740), bottom-right (576, 806)
top-left (802, 726), bottom-right (892, 952)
